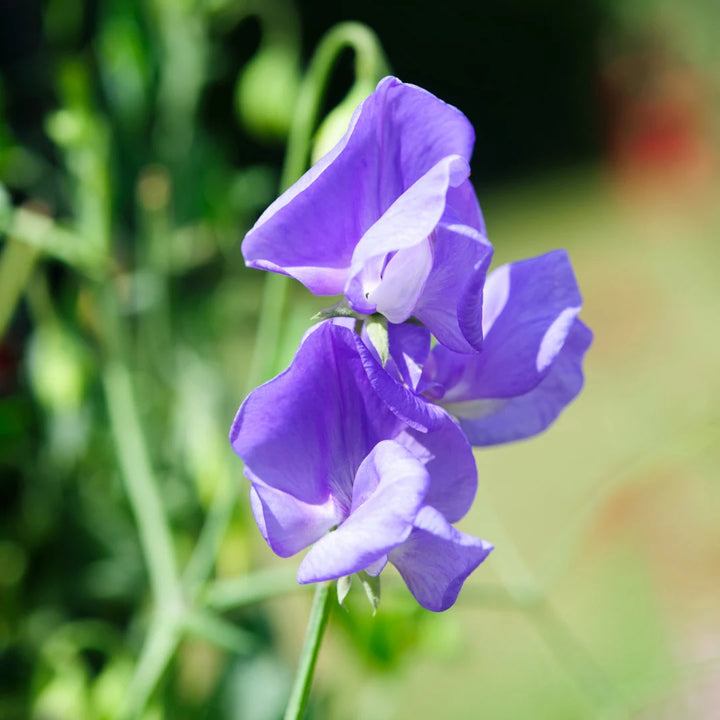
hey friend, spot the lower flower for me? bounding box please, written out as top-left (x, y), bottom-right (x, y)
top-left (230, 321), bottom-right (492, 612)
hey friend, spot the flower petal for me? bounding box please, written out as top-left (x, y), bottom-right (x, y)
top-left (353, 328), bottom-right (447, 433)
top-left (394, 415), bottom-right (477, 523)
top-left (452, 319), bottom-right (593, 445)
top-left (413, 221), bottom-right (493, 353)
top-left (249, 481), bottom-right (339, 558)
top-left (345, 154), bottom-right (470, 316)
top-left (297, 441), bottom-right (429, 583)
top-left (368, 239), bottom-right (434, 323)
top-left (432, 249), bottom-right (583, 402)
top-left (387, 322), bottom-right (431, 392)
top-left (242, 76), bottom-right (475, 297)
top-left (389, 505), bottom-right (493, 612)
top-left (230, 323), bottom-right (406, 552)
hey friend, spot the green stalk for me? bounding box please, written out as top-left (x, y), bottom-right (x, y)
top-left (203, 566), bottom-right (299, 610)
top-left (102, 356), bottom-right (181, 604)
top-left (246, 22), bottom-right (388, 390)
top-left (281, 22), bottom-right (389, 191)
top-left (121, 611), bottom-right (180, 720)
top-left (284, 581), bottom-right (333, 720)
top-left (0, 239), bottom-right (39, 339)
top-left (182, 465), bottom-right (237, 593)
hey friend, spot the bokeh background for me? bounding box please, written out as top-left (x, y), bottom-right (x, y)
top-left (1, 1), bottom-right (719, 718)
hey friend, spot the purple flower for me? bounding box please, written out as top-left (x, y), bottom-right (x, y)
top-left (242, 76), bottom-right (493, 353)
top-left (229, 321), bottom-right (493, 612)
top-left (378, 250), bottom-right (593, 446)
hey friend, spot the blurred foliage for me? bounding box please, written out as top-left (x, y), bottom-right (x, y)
top-left (1, 1), bottom-right (719, 719)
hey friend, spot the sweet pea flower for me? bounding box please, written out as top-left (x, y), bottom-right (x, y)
top-left (229, 321), bottom-right (493, 612)
top-left (376, 250), bottom-right (592, 446)
top-left (242, 76), bottom-right (493, 353)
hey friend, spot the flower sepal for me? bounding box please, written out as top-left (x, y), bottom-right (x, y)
top-left (312, 298), bottom-right (361, 322)
top-left (335, 571), bottom-right (382, 615)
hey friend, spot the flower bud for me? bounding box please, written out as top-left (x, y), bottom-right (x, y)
top-left (235, 45), bottom-right (301, 142)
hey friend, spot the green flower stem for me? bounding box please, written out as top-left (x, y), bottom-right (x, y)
top-left (183, 608), bottom-right (256, 655)
top-left (102, 356), bottom-right (181, 605)
top-left (0, 238), bottom-right (39, 339)
top-left (203, 566), bottom-right (299, 610)
top-left (284, 581), bottom-right (333, 720)
top-left (246, 22), bottom-right (388, 390)
top-left (281, 22), bottom-right (389, 191)
top-left (182, 466), bottom-right (237, 593)
top-left (122, 610), bottom-right (180, 720)
top-left (245, 272), bottom-right (292, 391)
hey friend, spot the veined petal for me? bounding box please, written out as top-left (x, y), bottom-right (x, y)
top-left (242, 76), bottom-right (475, 297)
top-left (389, 505), bottom-right (493, 612)
top-left (443, 177), bottom-right (486, 234)
top-left (432, 249), bottom-right (583, 402)
top-left (297, 441), bottom-right (429, 583)
top-left (345, 155), bottom-right (470, 316)
top-left (414, 221), bottom-right (493, 353)
top-left (368, 239), bottom-right (434, 323)
top-left (453, 319), bottom-right (593, 445)
top-left (394, 415), bottom-right (477, 523)
top-left (353, 329), bottom-right (446, 433)
top-left (387, 323), bottom-right (431, 393)
top-left (230, 323), bottom-right (405, 535)
top-left (249, 481), bottom-right (340, 558)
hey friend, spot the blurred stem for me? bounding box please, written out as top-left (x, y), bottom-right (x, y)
top-left (102, 353), bottom-right (181, 604)
top-left (136, 166), bottom-right (173, 382)
top-left (281, 22), bottom-right (388, 191)
top-left (203, 566), bottom-right (299, 610)
top-left (182, 467), bottom-right (237, 592)
top-left (284, 581), bottom-right (333, 720)
top-left (122, 611), bottom-right (180, 720)
top-left (246, 22), bottom-right (388, 390)
top-left (476, 482), bottom-right (618, 708)
top-left (0, 239), bottom-right (39, 339)
top-left (183, 609), bottom-right (256, 655)
top-left (245, 273), bottom-right (291, 391)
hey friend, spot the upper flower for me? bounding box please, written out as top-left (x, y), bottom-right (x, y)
top-left (242, 76), bottom-right (493, 353)
top-left (229, 321), bottom-right (493, 611)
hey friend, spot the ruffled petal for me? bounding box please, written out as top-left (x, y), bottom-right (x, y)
top-left (432, 249), bottom-right (583, 402)
top-left (230, 323), bottom-right (406, 544)
top-left (443, 177), bottom-right (487, 234)
top-left (297, 441), bottom-right (429, 583)
top-left (242, 76), bottom-right (475, 297)
top-left (387, 322), bottom-right (431, 393)
top-left (345, 155), bottom-right (470, 316)
top-left (249, 481), bottom-right (340, 558)
top-left (413, 221), bottom-right (493, 352)
top-left (353, 329), bottom-right (447, 433)
top-left (368, 239), bottom-right (434, 323)
top-left (389, 506), bottom-right (493, 612)
top-left (394, 415), bottom-right (477, 523)
top-left (452, 319), bottom-right (593, 445)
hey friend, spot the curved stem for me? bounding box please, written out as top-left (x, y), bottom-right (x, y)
top-left (281, 22), bottom-right (389, 191)
top-left (182, 465), bottom-right (237, 593)
top-left (284, 581), bottom-right (333, 720)
top-left (246, 22), bottom-right (388, 391)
